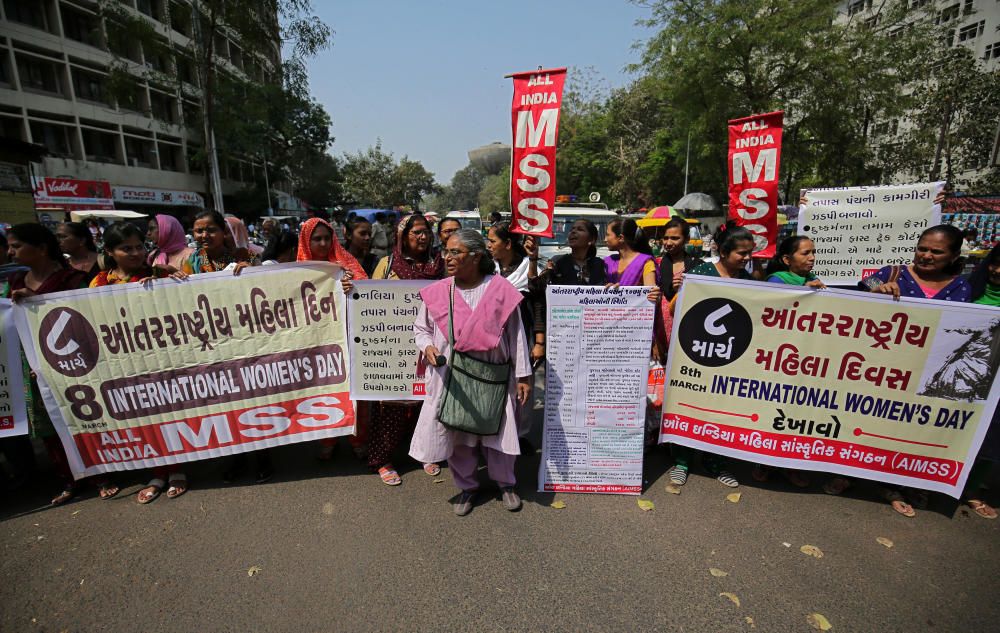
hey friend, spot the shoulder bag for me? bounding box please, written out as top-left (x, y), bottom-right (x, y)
top-left (436, 281), bottom-right (511, 435)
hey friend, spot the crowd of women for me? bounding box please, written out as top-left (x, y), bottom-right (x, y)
top-left (1, 211), bottom-right (998, 519)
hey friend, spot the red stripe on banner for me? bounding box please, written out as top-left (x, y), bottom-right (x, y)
top-left (679, 402), bottom-right (760, 421)
top-left (854, 428), bottom-right (949, 449)
top-left (662, 413), bottom-right (961, 485)
top-left (727, 110), bottom-right (783, 258)
top-left (544, 483), bottom-right (642, 494)
top-left (73, 393), bottom-right (354, 469)
top-left (509, 67), bottom-right (567, 238)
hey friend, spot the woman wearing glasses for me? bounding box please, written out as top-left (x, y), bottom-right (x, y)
top-left (410, 229), bottom-right (531, 516)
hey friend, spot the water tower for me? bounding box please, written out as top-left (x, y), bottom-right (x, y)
top-left (468, 142), bottom-right (511, 176)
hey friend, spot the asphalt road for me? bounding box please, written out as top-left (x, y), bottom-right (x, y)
top-left (2, 402), bottom-right (999, 632)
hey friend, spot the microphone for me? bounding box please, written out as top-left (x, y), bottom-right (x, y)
top-left (434, 355), bottom-right (447, 367)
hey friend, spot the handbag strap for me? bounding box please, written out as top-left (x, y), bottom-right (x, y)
top-left (447, 279), bottom-right (456, 349)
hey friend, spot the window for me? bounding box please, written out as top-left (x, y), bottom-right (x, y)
top-left (910, 0), bottom-right (930, 9)
top-left (957, 20), bottom-right (985, 42)
top-left (136, 0), bottom-right (164, 22)
top-left (169, 1), bottom-right (192, 36)
top-left (848, 0), bottom-right (865, 16)
top-left (82, 128), bottom-right (119, 163)
top-left (157, 142), bottom-right (181, 171)
top-left (0, 51), bottom-right (10, 85)
top-left (16, 54), bottom-right (63, 95)
top-left (30, 121), bottom-right (74, 157)
top-left (3, 0), bottom-right (50, 31)
top-left (116, 80), bottom-right (145, 113)
top-left (149, 90), bottom-right (176, 123)
top-left (963, 0), bottom-right (974, 16)
top-left (71, 67), bottom-right (108, 104)
top-left (175, 55), bottom-right (196, 85)
top-left (985, 42), bottom-right (1000, 60)
top-left (864, 14), bottom-right (881, 29)
top-left (124, 136), bottom-right (155, 168)
top-left (61, 4), bottom-right (101, 48)
top-left (938, 3), bottom-right (960, 24)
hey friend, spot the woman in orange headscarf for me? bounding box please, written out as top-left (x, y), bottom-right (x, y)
top-left (298, 218), bottom-right (370, 461)
top-left (297, 217), bottom-right (367, 281)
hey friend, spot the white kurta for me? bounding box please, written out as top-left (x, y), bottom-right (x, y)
top-left (408, 276), bottom-right (531, 463)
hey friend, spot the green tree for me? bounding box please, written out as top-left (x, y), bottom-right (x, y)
top-left (633, 0), bottom-right (933, 200)
top-left (478, 164), bottom-right (511, 215)
top-left (99, 0), bottom-right (332, 208)
top-left (341, 142), bottom-right (439, 210)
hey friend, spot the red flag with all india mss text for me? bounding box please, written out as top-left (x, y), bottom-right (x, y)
top-left (509, 67), bottom-right (566, 238)
top-left (727, 111), bottom-right (783, 258)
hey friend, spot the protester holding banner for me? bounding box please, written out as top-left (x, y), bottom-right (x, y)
top-left (90, 223), bottom-right (163, 288)
top-left (182, 211), bottom-right (250, 275)
top-left (344, 218), bottom-right (379, 277)
top-left (298, 217), bottom-right (369, 463)
top-left (147, 215), bottom-right (193, 275)
top-left (659, 218), bottom-right (703, 302)
top-left (605, 218), bottom-right (657, 287)
top-left (839, 225), bottom-right (972, 516)
top-left (4, 224), bottom-right (93, 504)
top-left (410, 229), bottom-right (531, 516)
top-left (764, 236), bottom-right (825, 289)
top-left (56, 222), bottom-right (101, 283)
top-left (669, 221), bottom-right (755, 489)
top-left (959, 245), bottom-right (1000, 519)
top-left (860, 225), bottom-right (971, 302)
top-left (366, 214), bottom-right (444, 484)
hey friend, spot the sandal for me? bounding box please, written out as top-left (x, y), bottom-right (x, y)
top-left (668, 464), bottom-right (689, 486)
top-left (716, 471), bottom-right (739, 488)
top-left (98, 482), bottom-right (121, 500)
top-left (423, 463), bottom-right (441, 477)
top-left (166, 473), bottom-right (188, 499)
top-left (881, 488), bottom-right (915, 518)
top-left (823, 477), bottom-right (851, 495)
top-left (51, 486), bottom-right (77, 506)
top-left (967, 499), bottom-right (998, 520)
top-left (137, 479), bottom-right (164, 504)
top-left (378, 466), bottom-right (401, 486)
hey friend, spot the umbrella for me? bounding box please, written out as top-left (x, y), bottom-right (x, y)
top-left (636, 205), bottom-right (681, 229)
top-left (673, 193), bottom-right (720, 212)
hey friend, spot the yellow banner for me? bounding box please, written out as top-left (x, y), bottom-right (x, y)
top-left (14, 263), bottom-right (354, 479)
top-left (660, 277), bottom-right (1000, 497)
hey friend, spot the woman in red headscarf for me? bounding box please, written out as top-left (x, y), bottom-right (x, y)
top-left (298, 218), bottom-right (370, 462)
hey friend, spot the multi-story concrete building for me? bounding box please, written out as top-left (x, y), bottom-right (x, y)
top-left (0, 0), bottom-right (289, 219)
top-left (838, 0), bottom-right (1000, 189)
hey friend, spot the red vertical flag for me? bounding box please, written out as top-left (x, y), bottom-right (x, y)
top-left (508, 67), bottom-right (566, 238)
top-left (727, 111), bottom-right (784, 258)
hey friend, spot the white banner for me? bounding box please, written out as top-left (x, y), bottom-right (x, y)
top-left (112, 186), bottom-right (205, 207)
top-left (539, 286), bottom-right (654, 494)
top-left (0, 300), bottom-right (28, 437)
top-left (347, 279), bottom-right (431, 401)
top-left (798, 182), bottom-right (944, 282)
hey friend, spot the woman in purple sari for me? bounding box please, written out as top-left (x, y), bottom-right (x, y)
top-left (604, 218), bottom-right (657, 287)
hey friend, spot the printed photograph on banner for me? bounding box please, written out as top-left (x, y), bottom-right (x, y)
top-left (659, 276), bottom-right (1000, 498)
top-left (13, 262), bottom-right (355, 479)
top-left (347, 279), bottom-right (431, 401)
top-left (538, 286), bottom-right (654, 495)
top-left (916, 311), bottom-right (1000, 402)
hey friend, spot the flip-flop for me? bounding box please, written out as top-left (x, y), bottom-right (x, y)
top-left (378, 466), bottom-right (401, 486)
top-left (422, 463), bottom-right (441, 477)
top-left (99, 484), bottom-right (121, 500)
top-left (51, 488), bottom-right (76, 506)
top-left (166, 473), bottom-right (188, 499)
top-left (968, 499), bottom-right (998, 519)
top-left (891, 499), bottom-right (916, 518)
top-left (137, 479), bottom-right (164, 505)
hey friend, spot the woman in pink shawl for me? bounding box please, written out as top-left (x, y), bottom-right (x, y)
top-left (410, 229), bottom-right (531, 516)
top-left (147, 215), bottom-right (194, 274)
top-left (225, 215), bottom-right (264, 262)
